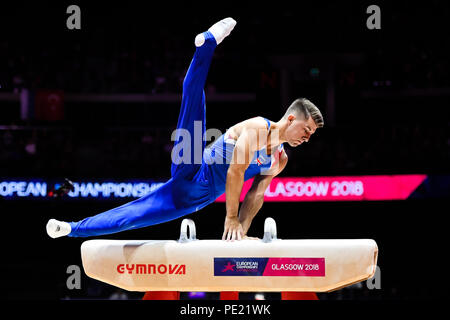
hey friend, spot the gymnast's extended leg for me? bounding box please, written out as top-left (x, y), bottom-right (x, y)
top-left (46, 18), bottom-right (237, 238)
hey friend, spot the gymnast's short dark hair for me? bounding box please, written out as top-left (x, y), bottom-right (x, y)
top-left (282, 98), bottom-right (324, 128)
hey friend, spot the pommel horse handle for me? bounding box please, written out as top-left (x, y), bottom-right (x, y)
top-left (178, 219), bottom-right (197, 243)
top-left (262, 217), bottom-right (277, 243)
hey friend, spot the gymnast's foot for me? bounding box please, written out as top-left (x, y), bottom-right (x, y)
top-left (195, 17), bottom-right (237, 47)
top-left (46, 219), bottom-right (71, 238)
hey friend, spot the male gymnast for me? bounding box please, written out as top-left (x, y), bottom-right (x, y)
top-left (46, 17), bottom-right (324, 241)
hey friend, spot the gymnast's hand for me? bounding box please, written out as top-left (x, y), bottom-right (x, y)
top-left (222, 216), bottom-right (244, 241)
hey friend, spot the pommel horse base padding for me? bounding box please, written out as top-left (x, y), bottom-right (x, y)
top-left (81, 218), bottom-right (378, 298)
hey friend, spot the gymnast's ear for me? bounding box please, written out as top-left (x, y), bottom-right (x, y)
top-left (286, 114), bottom-right (296, 123)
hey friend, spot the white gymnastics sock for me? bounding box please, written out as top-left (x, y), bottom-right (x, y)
top-left (46, 219), bottom-right (71, 238)
top-left (195, 17), bottom-right (237, 47)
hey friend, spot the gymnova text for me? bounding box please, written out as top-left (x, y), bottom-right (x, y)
top-left (116, 263), bottom-right (186, 275)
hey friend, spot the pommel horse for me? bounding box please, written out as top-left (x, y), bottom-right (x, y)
top-left (80, 218), bottom-right (378, 300)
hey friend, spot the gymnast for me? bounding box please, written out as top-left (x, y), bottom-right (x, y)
top-left (46, 18), bottom-right (324, 241)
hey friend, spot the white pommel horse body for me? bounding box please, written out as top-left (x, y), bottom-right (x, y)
top-left (81, 218), bottom-right (378, 299)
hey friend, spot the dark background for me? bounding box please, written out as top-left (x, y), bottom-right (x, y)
top-left (0, 0), bottom-right (449, 303)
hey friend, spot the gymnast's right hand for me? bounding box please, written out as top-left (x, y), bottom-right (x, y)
top-left (222, 216), bottom-right (244, 241)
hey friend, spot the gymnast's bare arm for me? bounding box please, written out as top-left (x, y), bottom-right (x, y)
top-left (222, 128), bottom-right (256, 241)
top-left (222, 117), bottom-right (284, 241)
top-left (239, 150), bottom-right (288, 238)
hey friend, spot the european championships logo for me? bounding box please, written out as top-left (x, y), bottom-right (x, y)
top-left (216, 258), bottom-right (264, 276)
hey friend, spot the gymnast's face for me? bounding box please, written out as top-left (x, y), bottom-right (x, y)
top-left (285, 114), bottom-right (317, 147)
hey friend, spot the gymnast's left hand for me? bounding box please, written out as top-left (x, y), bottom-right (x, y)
top-left (222, 216), bottom-right (244, 241)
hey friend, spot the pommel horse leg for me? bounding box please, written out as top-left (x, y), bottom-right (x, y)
top-left (142, 291), bottom-right (180, 300)
top-left (281, 292), bottom-right (319, 300)
top-left (220, 291), bottom-right (239, 300)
